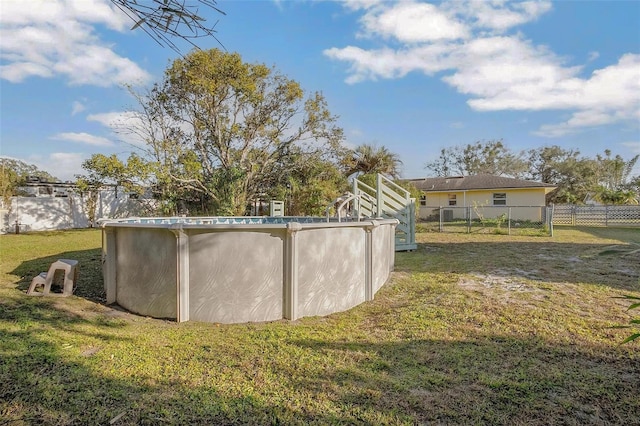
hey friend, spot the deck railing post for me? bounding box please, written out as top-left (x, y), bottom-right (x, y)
top-left (352, 178), bottom-right (359, 219)
top-left (376, 174), bottom-right (383, 218)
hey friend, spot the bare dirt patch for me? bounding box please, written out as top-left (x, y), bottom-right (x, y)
top-left (456, 269), bottom-right (553, 309)
top-left (458, 270), bottom-right (538, 292)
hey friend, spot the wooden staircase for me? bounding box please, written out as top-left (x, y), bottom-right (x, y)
top-left (353, 174), bottom-right (417, 251)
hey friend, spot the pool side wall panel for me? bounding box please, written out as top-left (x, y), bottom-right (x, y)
top-left (372, 224), bottom-right (393, 294)
top-left (296, 227), bottom-right (366, 318)
top-left (188, 229), bottom-right (285, 323)
top-left (115, 227), bottom-right (178, 319)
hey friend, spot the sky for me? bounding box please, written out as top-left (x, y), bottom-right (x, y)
top-left (1, 0), bottom-right (639, 182)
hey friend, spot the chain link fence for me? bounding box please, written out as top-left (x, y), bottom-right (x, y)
top-left (418, 205), bottom-right (553, 236)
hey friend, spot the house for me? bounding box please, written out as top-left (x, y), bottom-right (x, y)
top-left (407, 174), bottom-right (556, 222)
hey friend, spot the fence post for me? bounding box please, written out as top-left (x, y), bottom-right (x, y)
top-left (605, 205), bottom-right (609, 227)
top-left (467, 206), bottom-right (471, 234)
top-left (439, 206), bottom-right (443, 232)
top-left (508, 207), bottom-right (511, 235)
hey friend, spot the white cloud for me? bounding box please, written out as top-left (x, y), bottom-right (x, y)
top-left (445, 0), bottom-right (552, 32)
top-left (51, 132), bottom-right (114, 147)
top-left (71, 101), bottom-right (86, 116)
top-left (87, 111), bottom-right (143, 133)
top-left (360, 2), bottom-right (469, 42)
top-left (0, 0), bottom-right (129, 29)
top-left (342, 0), bottom-right (382, 12)
top-left (87, 111), bottom-right (138, 127)
top-left (0, 0), bottom-right (150, 86)
top-left (325, 0), bottom-right (640, 137)
top-left (48, 153), bottom-right (87, 181)
top-left (531, 54), bottom-right (640, 136)
top-left (88, 110), bottom-right (148, 147)
top-left (621, 141), bottom-right (640, 154)
top-left (534, 111), bottom-right (613, 137)
top-left (22, 152), bottom-right (87, 182)
top-left (325, 43), bottom-right (456, 83)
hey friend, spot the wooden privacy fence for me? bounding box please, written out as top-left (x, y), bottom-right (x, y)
top-left (553, 205), bottom-right (640, 227)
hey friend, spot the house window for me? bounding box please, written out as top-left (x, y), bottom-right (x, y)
top-left (419, 195), bottom-right (426, 206)
top-left (448, 194), bottom-right (457, 206)
top-left (493, 193), bottom-right (507, 205)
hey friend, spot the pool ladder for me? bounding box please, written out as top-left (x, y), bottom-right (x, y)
top-left (325, 191), bottom-right (377, 222)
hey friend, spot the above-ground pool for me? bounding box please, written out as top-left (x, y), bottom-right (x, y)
top-left (101, 216), bottom-right (398, 324)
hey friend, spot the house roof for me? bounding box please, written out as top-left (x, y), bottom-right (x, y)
top-left (407, 174), bottom-right (556, 192)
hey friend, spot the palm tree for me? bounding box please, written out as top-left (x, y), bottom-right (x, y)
top-left (343, 144), bottom-right (403, 179)
top-left (595, 187), bottom-right (639, 205)
top-left (596, 150), bottom-right (639, 191)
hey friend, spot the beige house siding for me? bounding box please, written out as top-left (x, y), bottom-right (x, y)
top-left (420, 188), bottom-right (549, 221)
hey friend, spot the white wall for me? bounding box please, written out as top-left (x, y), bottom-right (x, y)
top-left (1, 190), bottom-right (148, 233)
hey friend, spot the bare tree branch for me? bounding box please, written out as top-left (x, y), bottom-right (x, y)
top-left (110, 0), bottom-right (225, 53)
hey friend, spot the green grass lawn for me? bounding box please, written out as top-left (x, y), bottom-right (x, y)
top-left (1, 227), bottom-right (639, 425)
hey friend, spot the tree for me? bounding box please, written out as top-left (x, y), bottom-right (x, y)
top-left (76, 153), bottom-right (158, 223)
top-left (0, 158), bottom-right (56, 207)
top-left (527, 145), bottom-right (581, 184)
top-left (111, 0), bottom-right (225, 53)
top-left (460, 140), bottom-right (528, 177)
top-left (526, 147), bottom-right (639, 205)
top-left (0, 164), bottom-right (20, 208)
top-left (594, 150), bottom-right (639, 205)
top-left (77, 153), bottom-right (152, 196)
top-left (526, 146), bottom-right (594, 204)
top-left (425, 140), bottom-right (527, 178)
top-left (342, 144), bottom-right (403, 179)
top-left (596, 188), bottom-right (638, 205)
top-left (595, 150), bottom-right (639, 191)
top-left (270, 148), bottom-right (349, 216)
top-left (81, 49), bottom-right (345, 216)
top-left (425, 147), bottom-right (461, 177)
top-left (628, 175), bottom-right (640, 195)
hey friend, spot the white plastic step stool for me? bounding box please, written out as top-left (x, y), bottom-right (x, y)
top-left (27, 259), bottom-right (79, 296)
